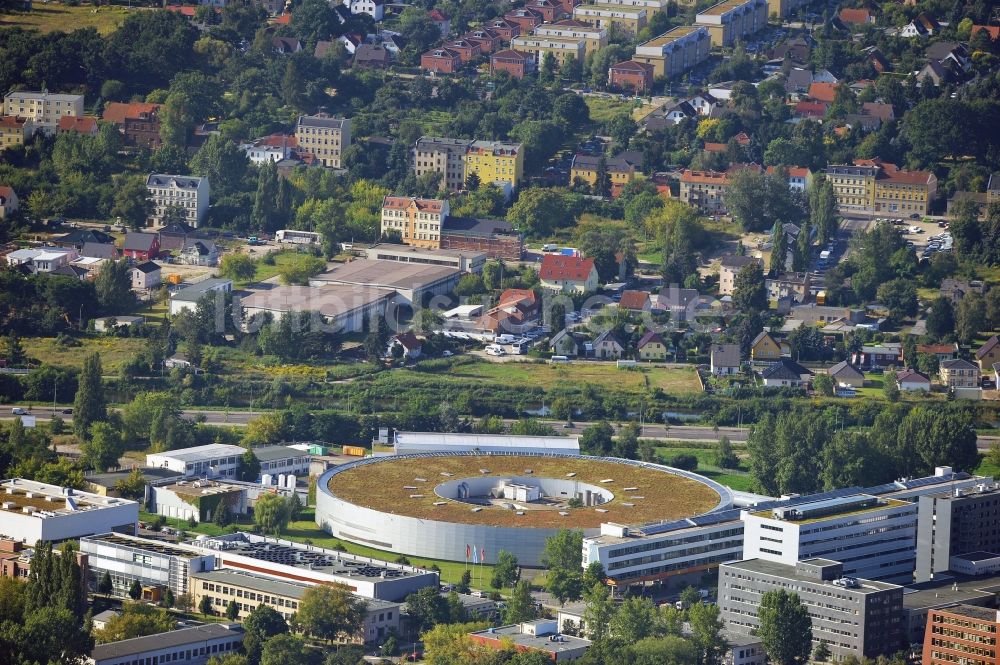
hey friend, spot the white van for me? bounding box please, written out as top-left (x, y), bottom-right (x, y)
top-left (550, 355), bottom-right (569, 363)
top-left (542, 244), bottom-right (558, 252)
top-left (496, 334), bottom-right (516, 344)
top-left (485, 345), bottom-right (506, 356)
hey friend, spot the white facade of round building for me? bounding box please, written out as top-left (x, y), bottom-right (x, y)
top-left (315, 453), bottom-right (734, 567)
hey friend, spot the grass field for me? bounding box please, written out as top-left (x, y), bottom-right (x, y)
top-left (251, 250), bottom-right (325, 283)
top-left (585, 96), bottom-right (640, 124)
top-left (24, 336), bottom-right (147, 371)
top-left (0, 4), bottom-right (134, 34)
top-left (426, 360), bottom-right (702, 394)
top-left (655, 444), bottom-right (754, 492)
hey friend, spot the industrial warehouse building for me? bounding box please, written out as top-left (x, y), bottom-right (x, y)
top-left (309, 258), bottom-right (461, 307)
top-left (239, 284), bottom-right (393, 334)
top-left (0, 479), bottom-right (139, 546)
top-left (87, 623), bottom-right (244, 665)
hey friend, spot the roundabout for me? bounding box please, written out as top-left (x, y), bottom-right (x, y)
top-left (315, 452), bottom-right (733, 567)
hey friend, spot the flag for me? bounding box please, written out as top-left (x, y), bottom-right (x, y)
top-left (472, 546), bottom-right (479, 564)
top-left (466, 544), bottom-right (471, 561)
top-left (480, 547), bottom-right (486, 563)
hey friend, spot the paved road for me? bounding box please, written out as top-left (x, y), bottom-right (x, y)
top-left (6, 405), bottom-right (1000, 450)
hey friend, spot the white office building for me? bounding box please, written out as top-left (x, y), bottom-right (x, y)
top-left (168, 278), bottom-right (233, 316)
top-left (147, 444), bottom-right (247, 478)
top-left (81, 532), bottom-right (215, 598)
top-left (0, 479), bottom-right (138, 546)
top-left (741, 493), bottom-right (918, 583)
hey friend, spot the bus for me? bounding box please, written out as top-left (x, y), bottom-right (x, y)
top-left (275, 229), bottom-right (321, 245)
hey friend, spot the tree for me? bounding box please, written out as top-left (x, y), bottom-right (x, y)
top-left (732, 263), bottom-right (767, 313)
top-left (883, 376), bottom-right (900, 403)
top-left (757, 589), bottom-right (813, 665)
top-left (98, 572), bottom-right (113, 595)
top-left (95, 259), bottom-right (135, 315)
top-left (81, 422), bottom-right (124, 471)
top-left (253, 491), bottom-right (291, 535)
top-left (727, 168), bottom-right (802, 233)
top-left (129, 580), bottom-right (142, 601)
top-left (219, 254), bottom-right (258, 283)
top-left (689, 601), bottom-right (727, 665)
top-left (715, 436), bottom-right (738, 468)
top-left (927, 297), bottom-right (956, 339)
top-left (547, 567), bottom-right (583, 605)
top-left (812, 373), bottom-right (834, 397)
top-left (609, 596), bottom-right (658, 643)
top-left (491, 550), bottom-right (520, 590)
top-left (191, 133), bottom-right (249, 198)
top-left (74, 353), bottom-right (106, 438)
top-left (163, 588), bottom-right (174, 608)
top-left (160, 90), bottom-right (196, 149)
top-left (956, 292), bottom-right (987, 346)
top-left (582, 581), bottom-right (614, 643)
top-left (808, 178), bottom-right (838, 245)
top-left (238, 449), bottom-right (261, 482)
top-left (405, 586), bottom-right (450, 632)
top-left (877, 279), bottom-right (918, 323)
top-left (199, 594), bottom-right (214, 615)
top-left (96, 602), bottom-right (177, 643)
top-left (580, 421), bottom-right (614, 455)
top-left (244, 605), bottom-right (288, 665)
top-left (507, 188), bottom-right (574, 236)
top-left (503, 581), bottom-right (538, 624)
top-left (226, 599), bottom-right (240, 621)
top-left (813, 640), bottom-right (832, 663)
top-left (770, 222), bottom-right (787, 276)
top-left (260, 634), bottom-right (312, 665)
top-left (112, 175), bottom-right (154, 230)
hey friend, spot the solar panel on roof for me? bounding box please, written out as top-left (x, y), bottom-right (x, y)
top-left (864, 483), bottom-right (902, 495)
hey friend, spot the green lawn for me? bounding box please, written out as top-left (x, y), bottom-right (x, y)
top-left (0, 4), bottom-right (134, 34)
top-left (421, 359), bottom-right (702, 394)
top-left (654, 444), bottom-right (754, 492)
top-left (585, 96), bottom-right (637, 124)
top-left (250, 250), bottom-right (326, 284)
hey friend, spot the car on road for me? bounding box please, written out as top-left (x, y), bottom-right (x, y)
top-left (908, 225), bottom-right (923, 233)
top-left (62, 408), bottom-right (73, 414)
top-left (441, 350), bottom-right (453, 357)
top-left (11, 407), bottom-right (28, 415)
top-left (910, 213), bottom-right (922, 219)
top-left (485, 345), bottom-right (506, 357)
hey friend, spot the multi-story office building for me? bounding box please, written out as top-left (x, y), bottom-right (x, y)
top-left (414, 137), bottom-right (472, 192)
top-left (719, 558), bottom-right (904, 661)
top-left (694, 0), bottom-right (768, 47)
top-left (825, 160), bottom-right (936, 215)
top-left (380, 196), bottom-right (451, 249)
top-left (295, 114), bottom-right (351, 168)
top-left (572, 4), bottom-right (647, 36)
top-left (923, 604), bottom-right (1000, 665)
top-left (632, 26), bottom-right (711, 77)
top-left (916, 482), bottom-right (1000, 582)
top-left (191, 569), bottom-right (401, 643)
top-left (146, 443), bottom-right (248, 478)
top-left (464, 140), bottom-right (524, 195)
top-left (88, 623), bottom-right (244, 665)
top-left (81, 533), bottom-right (214, 600)
top-left (582, 510), bottom-right (745, 587)
top-left (742, 493), bottom-right (919, 583)
top-left (511, 34), bottom-right (586, 65)
top-left (533, 21), bottom-right (608, 56)
top-left (3, 90), bottom-right (84, 131)
top-left (145, 174), bottom-right (210, 228)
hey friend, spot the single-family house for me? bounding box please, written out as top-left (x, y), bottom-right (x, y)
top-left (593, 330), bottom-right (624, 359)
top-left (353, 44), bottom-right (391, 69)
top-left (618, 290), bottom-right (650, 312)
top-left (428, 8), bottom-right (451, 37)
top-left (131, 261), bottom-right (162, 291)
top-left (50, 264), bottom-right (89, 280)
top-left (421, 47), bottom-right (462, 73)
top-left (157, 222), bottom-right (195, 252)
top-left (940, 278), bottom-right (984, 303)
top-left (916, 342), bottom-right (959, 363)
top-left (539, 255), bottom-right (598, 294)
top-left (271, 36), bottom-right (304, 54)
top-left (391, 332), bottom-right (423, 359)
top-left (0, 186), bottom-right (19, 218)
top-left (766, 272), bottom-right (810, 303)
top-left (480, 288), bottom-right (540, 333)
top-left (761, 358), bottom-right (812, 388)
top-left (490, 50), bottom-right (535, 79)
top-left (827, 360), bottom-right (864, 388)
top-left (80, 242), bottom-right (119, 261)
top-left (57, 116), bottom-right (99, 137)
top-left (652, 287), bottom-right (702, 322)
top-left (751, 332), bottom-right (782, 365)
top-left (123, 232), bottom-right (160, 261)
top-left (895, 368), bottom-right (931, 392)
top-left (838, 7), bottom-right (873, 25)
top-left (550, 329), bottom-right (586, 357)
top-left (179, 239), bottom-right (219, 267)
top-left (976, 336), bottom-right (1000, 374)
top-left (710, 343), bottom-right (742, 375)
top-left (637, 331), bottom-right (669, 361)
top-left (850, 343), bottom-right (903, 370)
top-left (900, 12), bottom-right (939, 37)
top-left (940, 358), bottom-right (980, 389)
top-left (785, 68), bottom-right (814, 95)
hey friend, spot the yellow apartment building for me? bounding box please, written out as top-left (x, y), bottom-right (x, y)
top-left (694, 0), bottom-right (768, 47)
top-left (572, 4), bottom-right (648, 36)
top-left (0, 116), bottom-right (33, 150)
top-left (633, 25), bottom-right (711, 77)
top-left (511, 35), bottom-right (587, 65)
top-left (295, 114), bottom-right (351, 168)
top-left (533, 21), bottom-right (609, 57)
top-left (464, 140), bottom-right (524, 194)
